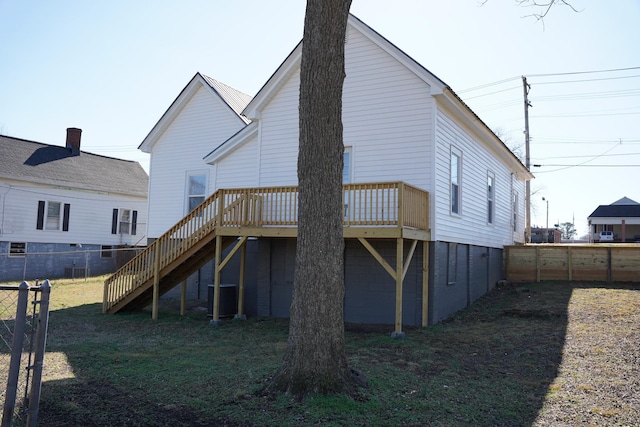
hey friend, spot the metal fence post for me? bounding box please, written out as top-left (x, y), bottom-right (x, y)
top-left (25, 280), bottom-right (51, 427)
top-left (1, 282), bottom-right (30, 427)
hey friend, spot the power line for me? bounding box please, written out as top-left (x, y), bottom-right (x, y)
top-left (533, 74), bottom-right (640, 85)
top-left (527, 66), bottom-right (640, 78)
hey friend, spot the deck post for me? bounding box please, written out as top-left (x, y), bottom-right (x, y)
top-left (392, 237), bottom-right (405, 339)
top-left (152, 244), bottom-right (160, 320)
top-left (235, 242), bottom-right (247, 320)
top-left (211, 234), bottom-right (223, 325)
top-left (180, 279), bottom-right (187, 316)
top-left (422, 241), bottom-right (429, 327)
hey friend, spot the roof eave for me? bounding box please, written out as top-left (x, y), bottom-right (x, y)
top-left (437, 88), bottom-right (534, 180)
top-left (203, 122), bottom-right (259, 164)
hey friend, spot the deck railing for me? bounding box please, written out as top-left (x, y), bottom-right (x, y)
top-left (103, 182), bottom-right (429, 313)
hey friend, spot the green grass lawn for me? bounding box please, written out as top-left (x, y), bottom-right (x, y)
top-left (12, 276), bottom-right (640, 426)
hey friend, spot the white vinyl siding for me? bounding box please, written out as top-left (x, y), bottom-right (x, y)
top-left (146, 83), bottom-right (246, 237)
top-left (435, 108), bottom-right (524, 248)
top-left (342, 27), bottom-right (432, 189)
top-left (215, 136), bottom-right (259, 189)
top-left (0, 178), bottom-right (146, 246)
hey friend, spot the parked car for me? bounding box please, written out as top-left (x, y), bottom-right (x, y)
top-left (599, 231), bottom-right (614, 242)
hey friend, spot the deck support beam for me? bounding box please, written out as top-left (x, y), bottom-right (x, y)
top-left (152, 246), bottom-right (160, 320)
top-left (211, 234), bottom-right (223, 324)
top-left (235, 242), bottom-right (247, 320)
top-left (180, 279), bottom-right (187, 316)
top-left (357, 237), bottom-right (419, 338)
top-left (422, 241), bottom-right (429, 327)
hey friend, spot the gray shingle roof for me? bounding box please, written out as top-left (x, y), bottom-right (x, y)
top-left (588, 203), bottom-right (640, 218)
top-left (0, 135), bottom-right (148, 197)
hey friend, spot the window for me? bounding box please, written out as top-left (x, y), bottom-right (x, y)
top-left (120, 209), bottom-right (131, 234)
top-left (343, 147), bottom-right (352, 184)
top-left (450, 148), bottom-right (461, 214)
top-left (111, 208), bottom-right (137, 235)
top-left (36, 201), bottom-right (70, 231)
top-left (186, 173), bottom-right (207, 213)
top-left (487, 173), bottom-right (495, 224)
top-left (101, 245), bottom-right (113, 258)
top-left (9, 242), bottom-right (26, 257)
top-left (513, 192), bottom-right (518, 232)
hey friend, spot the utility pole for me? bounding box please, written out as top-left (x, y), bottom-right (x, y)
top-left (522, 76), bottom-right (532, 243)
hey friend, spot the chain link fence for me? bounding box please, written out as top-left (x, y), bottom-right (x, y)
top-left (1, 281), bottom-right (51, 427)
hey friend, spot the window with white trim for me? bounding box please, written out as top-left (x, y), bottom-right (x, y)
top-left (513, 191), bottom-right (518, 232)
top-left (111, 208), bottom-right (137, 235)
top-left (120, 209), bottom-right (131, 234)
top-left (487, 172), bottom-right (495, 224)
top-left (36, 200), bottom-right (70, 231)
top-left (450, 148), bottom-right (461, 215)
top-left (343, 147), bottom-right (352, 184)
top-left (186, 172), bottom-right (207, 213)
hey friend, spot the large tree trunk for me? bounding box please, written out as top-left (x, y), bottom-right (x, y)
top-left (268, 0), bottom-right (353, 395)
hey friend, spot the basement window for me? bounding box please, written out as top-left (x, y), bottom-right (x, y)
top-left (9, 242), bottom-right (26, 257)
top-left (101, 245), bottom-right (113, 258)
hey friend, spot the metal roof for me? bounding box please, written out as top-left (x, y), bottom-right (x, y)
top-left (0, 134), bottom-right (148, 197)
top-left (200, 74), bottom-right (252, 120)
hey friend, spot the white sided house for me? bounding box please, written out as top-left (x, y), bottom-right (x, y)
top-left (0, 129), bottom-right (148, 282)
top-left (105, 15), bottom-right (532, 330)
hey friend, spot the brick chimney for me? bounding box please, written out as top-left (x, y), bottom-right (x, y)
top-left (66, 127), bottom-right (82, 156)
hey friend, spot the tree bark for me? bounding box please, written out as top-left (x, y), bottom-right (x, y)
top-left (268, 0), bottom-right (353, 395)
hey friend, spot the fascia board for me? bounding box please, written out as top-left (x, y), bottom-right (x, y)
top-left (138, 74), bottom-right (206, 153)
top-left (242, 42), bottom-right (303, 120)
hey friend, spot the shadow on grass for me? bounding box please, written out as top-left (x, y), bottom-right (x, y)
top-left (34, 281), bottom-right (638, 426)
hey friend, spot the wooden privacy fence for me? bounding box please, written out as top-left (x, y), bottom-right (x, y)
top-left (505, 244), bottom-right (640, 283)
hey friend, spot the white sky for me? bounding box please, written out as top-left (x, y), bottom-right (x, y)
top-left (1, 0), bottom-right (639, 236)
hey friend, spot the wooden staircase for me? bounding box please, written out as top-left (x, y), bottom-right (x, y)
top-left (103, 188), bottom-right (261, 314)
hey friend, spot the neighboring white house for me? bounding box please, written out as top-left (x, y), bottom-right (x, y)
top-left (138, 15), bottom-right (532, 324)
top-left (0, 129), bottom-right (149, 282)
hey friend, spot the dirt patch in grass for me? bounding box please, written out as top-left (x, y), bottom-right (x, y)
top-left (23, 278), bottom-right (640, 426)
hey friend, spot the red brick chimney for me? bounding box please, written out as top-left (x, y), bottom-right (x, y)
top-left (66, 127), bottom-right (82, 155)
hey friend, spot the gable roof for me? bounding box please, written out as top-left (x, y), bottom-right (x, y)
top-left (139, 73), bottom-right (252, 153)
top-left (589, 197), bottom-right (640, 218)
top-left (0, 134), bottom-right (148, 197)
top-left (213, 14), bottom-right (532, 179)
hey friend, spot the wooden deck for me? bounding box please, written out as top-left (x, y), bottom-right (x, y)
top-left (103, 182), bottom-right (430, 333)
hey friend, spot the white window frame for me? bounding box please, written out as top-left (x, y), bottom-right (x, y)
top-left (343, 146), bottom-right (352, 184)
top-left (45, 201), bottom-right (62, 230)
top-left (185, 170), bottom-right (208, 214)
top-left (450, 147), bottom-right (462, 215)
top-left (487, 172), bottom-right (495, 225)
top-left (119, 209), bottom-right (131, 235)
top-left (513, 191), bottom-right (518, 232)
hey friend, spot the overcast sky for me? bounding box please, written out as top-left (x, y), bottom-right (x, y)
top-left (1, 0), bottom-right (638, 236)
